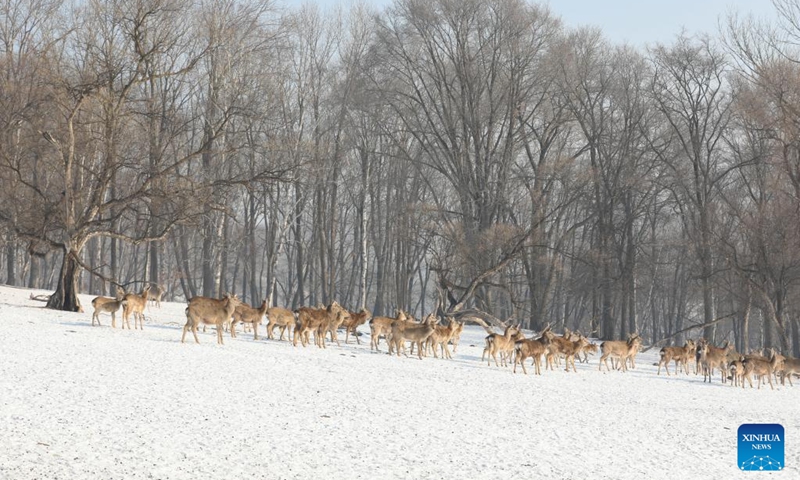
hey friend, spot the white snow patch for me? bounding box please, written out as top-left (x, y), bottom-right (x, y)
top-left (0, 285), bottom-right (797, 479)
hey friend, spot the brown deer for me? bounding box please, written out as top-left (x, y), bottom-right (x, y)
top-left (293, 306), bottom-right (329, 347)
top-left (91, 286), bottom-right (127, 327)
top-left (779, 356), bottom-right (800, 386)
top-left (369, 310), bottom-right (410, 352)
top-left (265, 307), bottom-right (295, 341)
top-left (700, 341), bottom-right (734, 383)
top-left (599, 333), bottom-right (641, 372)
top-left (657, 339), bottom-right (696, 376)
top-left (450, 320), bottom-right (465, 353)
top-left (321, 302), bottom-right (350, 348)
top-left (561, 335), bottom-right (591, 373)
top-left (230, 299), bottom-right (268, 340)
top-left (148, 284), bottom-right (165, 308)
top-left (122, 285), bottom-right (151, 330)
top-left (485, 324), bottom-right (524, 367)
top-left (342, 308), bottom-right (371, 344)
top-left (182, 293), bottom-right (241, 344)
top-left (389, 314), bottom-right (437, 360)
top-left (742, 349), bottom-right (785, 390)
top-left (426, 318), bottom-right (460, 359)
top-left (729, 360), bottom-right (746, 388)
top-left (513, 327), bottom-right (553, 375)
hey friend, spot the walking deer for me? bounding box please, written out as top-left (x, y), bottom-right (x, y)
top-left (779, 356), bottom-right (800, 386)
top-left (230, 300), bottom-right (268, 340)
top-left (343, 309), bottom-right (371, 344)
top-left (265, 307), bottom-right (295, 341)
top-left (742, 349), bottom-right (785, 390)
top-left (513, 327), bottom-right (554, 375)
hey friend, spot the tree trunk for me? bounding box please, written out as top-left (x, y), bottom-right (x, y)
top-left (27, 254), bottom-right (40, 288)
top-left (5, 233), bottom-right (15, 286)
top-left (46, 247), bottom-right (82, 312)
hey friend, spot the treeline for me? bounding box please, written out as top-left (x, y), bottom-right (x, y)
top-left (1, 0), bottom-right (800, 355)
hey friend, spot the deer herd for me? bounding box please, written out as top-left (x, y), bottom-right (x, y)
top-left (87, 287), bottom-right (798, 391)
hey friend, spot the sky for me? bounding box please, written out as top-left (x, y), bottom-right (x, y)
top-left (280, 0), bottom-right (780, 47)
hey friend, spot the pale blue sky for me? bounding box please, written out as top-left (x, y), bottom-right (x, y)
top-left (280, 0), bottom-right (779, 46)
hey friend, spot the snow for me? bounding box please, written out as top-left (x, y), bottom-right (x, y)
top-left (0, 284), bottom-right (797, 479)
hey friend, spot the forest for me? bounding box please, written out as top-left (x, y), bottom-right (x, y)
top-left (1, 0), bottom-right (800, 356)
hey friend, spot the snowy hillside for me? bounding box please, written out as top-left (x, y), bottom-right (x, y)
top-left (0, 285), bottom-right (797, 479)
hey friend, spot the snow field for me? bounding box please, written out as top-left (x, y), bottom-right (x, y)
top-left (0, 285), bottom-right (798, 479)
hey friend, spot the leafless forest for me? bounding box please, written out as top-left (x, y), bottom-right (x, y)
top-left (2, 0), bottom-right (800, 355)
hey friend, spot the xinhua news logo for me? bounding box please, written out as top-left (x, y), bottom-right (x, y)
top-left (738, 424), bottom-right (784, 472)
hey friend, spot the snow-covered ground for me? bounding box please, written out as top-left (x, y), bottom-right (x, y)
top-left (0, 285), bottom-right (797, 480)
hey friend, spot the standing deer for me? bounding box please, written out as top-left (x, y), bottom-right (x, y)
top-left (182, 293), bottom-right (241, 344)
top-left (122, 285), bottom-right (151, 330)
top-left (390, 314), bottom-right (437, 360)
top-left (599, 333), bottom-right (641, 372)
top-left (700, 341), bottom-right (734, 383)
top-left (91, 286), bottom-right (127, 327)
top-left (426, 318), bottom-right (460, 359)
top-left (148, 284), bottom-right (165, 308)
top-left (484, 324), bottom-right (524, 367)
top-left (370, 311), bottom-right (410, 352)
top-left (657, 339), bottom-right (696, 376)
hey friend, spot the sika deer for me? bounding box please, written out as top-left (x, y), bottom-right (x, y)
top-left (322, 302), bottom-right (350, 347)
top-left (561, 335), bottom-right (591, 373)
top-left (91, 286), bottom-right (127, 327)
top-left (426, 318), bottom-right (459, 359)
top-left (742, 349), bottom-right (785, 390)
top-left (265, 307), bottom-right (295, 341)
top-left (729, 360), bottom-right (745, 388)
top-left (230, 299), bottom-right (268, 340)
top-left (149, 284), bottom-right (165, 308)
top-left (513, 327), bottom-right (553, 375)
top-left (370, 310), bottom-right (410, 352)
top-left (780, 356), bottom-right (800, 386)
top-left (700, 341), bottom-right (734, 383)
top-left (599, 333), bottom-right (641, 372)
top-left (657, 339), bottom-right (696, 376)
top-left (293, 306), bottom-right (329, 347)
top-left (343, 308), bottom-right (371, 344)
top-left (450, 320), bottom-right (465, 353)
top-left (485, 324), bottom-right (524, 367)
top-left (122, 285), bottom-right (151, 330)
top-left (390, 314), bottom-right (437, 360)
top-left (182, 293), bottom-right (241, 344)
